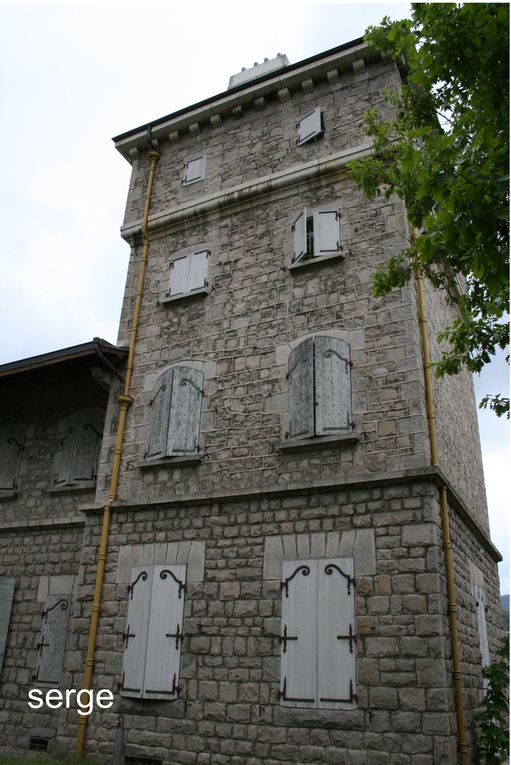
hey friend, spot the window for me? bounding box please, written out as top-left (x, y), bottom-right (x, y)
top-left (33, 594), bottom-right (72, 685)
top-left (297, 107), bottom-right (323, 145)
top-left (120, 564), bottom-right (186, 700)
top-left (473, 582), bottom-right (491, 669)
top-left (145, 366), bottom-right (203, 460)
top-left (166, 250), bottom-right (209, 300)
top-left (54, 408), bottom-right (103, 487)
top-left (292, 208), bottom-right (341, 263)
top-left (0, 578), bottom-right (15, 673)
top-left (0, 424), bottom-right (25, 492)
top-left (183, 155), bottom-right (206, 185)
top-left (280, 557), bottom-right (356, 709)
top-left (287, 336), bottom-right (353, 441)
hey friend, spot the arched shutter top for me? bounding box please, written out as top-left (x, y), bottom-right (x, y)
top-left (167, 366), bottom-right (203, 455)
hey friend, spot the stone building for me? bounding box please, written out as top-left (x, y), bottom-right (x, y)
top-left (0, 38), bottom-right (504, 764)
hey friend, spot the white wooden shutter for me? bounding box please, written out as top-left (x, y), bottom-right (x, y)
top-left (146, 369), bottom-right (173, 459)
top-left (188, 250), bottom-right (209, 291)
top-left (35, 595), bottom-right (71, 685)
top-left (297, 107), bottom-right (322, 145)
top-left (313, 209), bottom-right (341, 257)
top-left (69, 408), bottom-right (103, 482)
top-left (143, 564), bottom-right (186, 699)
top-left (122, 567), bottom-right (153, 698)
top-left (167, 366), bottom-right (203, 455)
top-left (314, 336), bottom-right (352, 436)
top-left (292, 209), bottom-right (307, 263)
top-left (0, 424), bottom-right (25, 490)
top-left (474, 584), bottom-right (491, 668)
top-left (287, 338), bottom-right (315, 440)
top-left (280, 560), bottom-right (317, 706)
top-left (318, 558), bottom-right (356, 708)
top-left (0, 578), bottom-right (15, 672)
top-left (54, 422), bottom-right (75, 485)
top-left (169, 256), bottom-right (189, 297)
top-left (184, 156), bottom-right (205, 184)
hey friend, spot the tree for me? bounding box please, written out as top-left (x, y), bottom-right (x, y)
top-left (475, 634), bottom-right (509, 764)
top-left (348, 3), bottom-right (509, 416)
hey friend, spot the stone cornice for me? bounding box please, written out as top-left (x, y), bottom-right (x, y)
top-left (0, 515), bottom-right (86, 532)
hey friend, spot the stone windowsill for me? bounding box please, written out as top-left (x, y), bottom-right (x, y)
top-left (159, 288), bottom-right (209, 305)
top-left (139, 454), bottom-right (203, 470)
top-left (48, 484), bottom-right (96, 496)
top-left (287, 251), bottom-right (345, 272)
top-left (279, 433), bottom-right (359, 452)
top-left (0, 491), bottom-right (18, 503)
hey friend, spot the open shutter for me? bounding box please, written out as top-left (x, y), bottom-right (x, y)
top-left (146, 369), bottom-right (173, 459)
top-left (287, 338), bottom-right (315, 440)
top-left (474, 584), bottom-right (491, 668)
top-left (169, 256), bottom-right (189, 297)
top-left (297, 107), bottom-right (322, 145)
top-left (122, 567), bottom-right (152, 698)
top-left (188, 250), bottom-right (209, 291)
top-left (0, 578), bottom-right (15, 672)
top-left (143, 564), bottom-right (186, 699)
top-left (314, 209), bottom-right (341, 257)
top-left (318, 558), bottom-right (356, 708)
top-left (292, 209), bottom-right (307, 263)
top-left (35, 595), bottom-right (71, 685)
top-left (0, 424), bottom-right (25, 491)
top-left (167, 366), bottom-right (203, 455)
top-left (54, 421), bottom-right (75, 486)
top-left (280, 560), bottom-right (317, 707)
top-left (184, 156), bottom-right (205, 184)
top-left (314, 336), bottom-right (352, 436)
top-left (69, 408), bottom-right (103, 483)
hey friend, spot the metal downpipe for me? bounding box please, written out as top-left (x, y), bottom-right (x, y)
top-left (76, 149), bottom-right (160, 754)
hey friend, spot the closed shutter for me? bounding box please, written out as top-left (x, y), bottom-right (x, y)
top-left (169, 256), bottom-right (189, 297)
top-left (167, 367), bottom-right (203, 455)
top-left (121, 564), bottom-right (186, 700)
top-left (122, 567), bottom-right (153, 698)
top-left (188, 250), bottom-right (209, 291)
top-left (280, 560), bottom-right (317, 706)
top-left (35, 595), bottom-right (71, 685)
top-left (318, 558), bottom-right (356, 706)
top-left (287, 338), bottom-right (314, 440)
top-left (0, 578), bottom-right (15, 672)
top-left (54, 423), bottom-right (75, 486)
top-left (184, 156), bottom-right (205, 184)
top-left (314, 336), bottom-right (352, 436)
top-left (143, 565), bottom-right (186, 699)
top-left (474, 584), bottom-right (490, 668)
top-left (146, 369), bottom-right (173, 459)
top-left (69, 408), bottom-right (103, 482)
top-left (297, 107), bottom-right (322, 145)
top-left (292, 209), bottom-right (307, 263)
top-left (314, 209), bottom-right (341, 256)
top-left (0, 424), bottom-right (25, 491)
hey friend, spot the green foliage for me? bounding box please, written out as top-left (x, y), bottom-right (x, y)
top-left (475, 634), bottom-right (510, 763)
top-left (348, 3), bottom-right (509, 416)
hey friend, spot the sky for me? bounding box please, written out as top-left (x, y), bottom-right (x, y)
top-left (0, 1), bottom-right (508, 594)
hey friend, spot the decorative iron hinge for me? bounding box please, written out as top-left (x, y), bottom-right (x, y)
top-left (324, 563), bottom-right (356, 594)
top-left (123, 625), bottom-right (135, 648)
top-left (160, 569), bottom-right (186, 598)
top-left (281, 564), bottom-right (310, 598)
top-left (118, 671), bottom-right (141, 694)
top-left (320, 678), bottom-right (357, 704)
top-left (337, 623), bottom-right (357, 654)
top-left (279, 676), bottom-right (314, 704)
top-left (165, 623), bottom-right (184, 650)
top-left (127, 571), bottom-right (148, 599)
top-left (279, 624), bottom-right (298, 654)
top-left (42, 598), bottom-right (69, 618)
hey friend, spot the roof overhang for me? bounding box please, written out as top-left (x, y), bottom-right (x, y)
top-left (0, 339), bottom-right (128, 380)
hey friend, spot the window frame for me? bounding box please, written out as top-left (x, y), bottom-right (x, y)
top-left (182, 154), bottom-right (207, 186)
top-left (53, 408), bottom-right (103, 489)
top-left (163, 249), bottom-right (209, 303)
top-left (296, 107), bottom-right (324, 146)
top-left (290, 207), bottom-right (343, 268)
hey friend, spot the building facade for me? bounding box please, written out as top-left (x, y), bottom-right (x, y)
top-left (0, 40), bottom-right (503, 764)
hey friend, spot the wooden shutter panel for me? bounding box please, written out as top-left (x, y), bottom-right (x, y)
top-left (169, 256), bottom-right (189, 296)
top-left (314, 209), bottom-right (341, 256)
top-left (143, 564), bottom-right (186, 699)
top-left (184, 156), bottom-right (204, 183)
top-left (280, 560), bottom-right (317, 706)
top-left (287, 338), bottom-right (315, 440)
top-left (146, 369), bottom-right (173, 459)
top-left (54, 419), bottom-right (75, 485)
top-left (318, 558), bottom-right (356, 708)
top-left (122, 567), bottom-right (153, 698)
top-left (69, 408), bottom-right (103, 483)
top-left (188, 250), bottom-right (209, 291)
top-left (0, 424), bottom-right (25, 491)
top-left (314, 336), bottom-right (352, 436)
top-left (474, 584), bottom-right (491, 668)
top-left (292, 209), bottom-right (307, 263)
top-left (35, 595), bottom-right (71, 685)
top-left (297, 107), bottom-right (322, 145)
top-left (0, 578), bottom-right (15, 672)
top-left (167, 366), bottom-right (203, 455)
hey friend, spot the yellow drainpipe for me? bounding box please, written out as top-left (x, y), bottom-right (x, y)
top-left (76, 149), bottom-right (160, 755)
top-left (415, 269), bottom-right (469, 765)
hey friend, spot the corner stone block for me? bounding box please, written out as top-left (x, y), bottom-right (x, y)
top-left (37, 576), bottom-right (49, 603)
top-left (116, 546), bottom-right (133, 584)
top-left (354, 529), bottom-right (376, 575)
top-left (263, 536), bottom-right (283, 580)
top-left (402, 524), bottom-right (436, 547)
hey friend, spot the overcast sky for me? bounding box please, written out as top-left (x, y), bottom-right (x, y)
top-left (0, 1), bottom-right (508, 593)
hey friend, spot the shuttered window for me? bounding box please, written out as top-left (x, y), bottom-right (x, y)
top-left (0, 578), bottom-right (15, 673)
top-left (167, 250), bottom-right (209, 298)
top-left (0, 424), bottom-right (25, 492)
top-left (292, 208), bottom-right (341, 263)
top-left (288, 336), bottom-right (352, 441)
top-left (297, 107), bottom-right (323, 145)
top-left (33, 595), bottom-right (72, 685)
top-left (280, 558), bottom-right (356, 709)
top-left (54, 408), bottom-right (103, 487)
top-left (121, 564), bottom-right (186, 700)
top-left (474, 583), bottom-right (491, 668)
top-left (183, 155), bottom-right (206, 185)
top-left (146, 366), bottom-right (203, 460)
